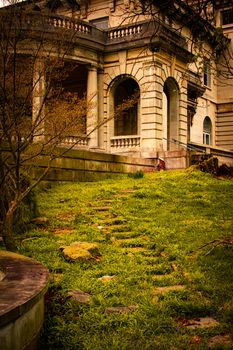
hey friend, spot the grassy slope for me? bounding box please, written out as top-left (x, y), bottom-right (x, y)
top-left (19, 170), bottom-right (233, 350)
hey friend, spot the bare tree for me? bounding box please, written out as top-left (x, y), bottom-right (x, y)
top-left (0, 1), bottom-right (139, 250)
top-left (133, 0), bottom-right (232, 81)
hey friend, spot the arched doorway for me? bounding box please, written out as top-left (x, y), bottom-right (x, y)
top-left (163, 77), bottom-right (179, 150)
top-left (114, 78), bottom-right (139, 136)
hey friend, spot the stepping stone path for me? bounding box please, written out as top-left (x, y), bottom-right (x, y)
top-left (60, 242), bottom-right (101, 262)
top-left (67, 289), bottom-right (91, 305)
top-left (55, 188), bottom-right (230, 347)
top-left (105, 305), bottom-right (138, 314)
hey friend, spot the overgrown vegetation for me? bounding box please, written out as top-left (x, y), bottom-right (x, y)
top-left (12, 170), bottom-right (233, 349)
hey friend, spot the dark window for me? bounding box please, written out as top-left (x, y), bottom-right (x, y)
top-left (203, 60), bottom-right (211, 87)
top-left (90, 17), bottom-right (109, 30)
top-left (222, 9), bottom-right (233, 25)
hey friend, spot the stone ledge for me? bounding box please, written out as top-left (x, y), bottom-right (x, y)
top-left (0, 250), bottom-right (49, 350)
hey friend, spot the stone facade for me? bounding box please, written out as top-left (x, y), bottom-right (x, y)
top-left (1, 0), bottom-right (233, 166)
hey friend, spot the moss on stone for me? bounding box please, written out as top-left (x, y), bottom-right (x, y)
top-left (62, 242), bottom-right (100, 262)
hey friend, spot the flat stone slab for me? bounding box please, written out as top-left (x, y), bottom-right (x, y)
top-left (125, 247), bottom-right (148, 255)
top-left (53, 228), bottom-right (74, 235)
top-left (120, 189), bottom-right (137, 193)
top-left (112, 238), bottom-right (146, 247)
top-left (67, 290), bottom-right (91, 304)
top-left (154, 285), bottom-right (185, 294)
top-left (105, 305), bottom-right (138, 314)
top-left (61, 242), bottom-right (100, 262)
top-left (208, 334), bottom-right (233, 348)
top-left (56, 212), bottom-right (76, 222)
top-left (31, 216), bottom-right (49, 226)
top-left (185, 317), bottom-right (220, 329)
top-left (92, 206), bottom-right (112, 212)
top-left (98, 275), bottom-right (116, 283)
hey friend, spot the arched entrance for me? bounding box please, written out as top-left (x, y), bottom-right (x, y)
top-left (114, 78), bottom-right (139, 136)
top-left (163, 77), bottom-right (179, 150)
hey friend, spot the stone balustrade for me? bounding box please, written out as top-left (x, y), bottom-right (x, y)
top-left (47, 16), bottom-right (91, 34)
top-left (3, 10), bottom-right (188, 54)
top-left (61, 135), bottom-right (89, 147)
top-left (108, 23), bottom-right (143, 39)
top-left (110, 135), bottom-right (141, 148)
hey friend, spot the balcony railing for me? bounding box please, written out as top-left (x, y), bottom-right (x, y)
top-left (47, 16), bottom-right (91, 34)
top-left (110, 135), bottom-right (141, 148)
top-left (3, 11), bottom-right (188, 55)
top-left (107, 23), bottom-right (143, 40)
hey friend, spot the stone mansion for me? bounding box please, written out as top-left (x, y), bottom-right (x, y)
top-left (1, 0), bottom-right (233, 168)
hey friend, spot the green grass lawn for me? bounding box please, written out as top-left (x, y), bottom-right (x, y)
top-left (19, 170), bottom-right (233, 349)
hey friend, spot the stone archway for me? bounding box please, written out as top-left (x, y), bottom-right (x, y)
top-left (113, 77), bottom-right (139, 136)
top-left (163, 77), bottom-right (180, 150)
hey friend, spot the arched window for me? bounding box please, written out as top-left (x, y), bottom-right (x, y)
top-left (163, 77), bottom-right (179, 150)
top-left (203, 116), bottom-right (212, 145)
top-left (114, 78), bottom-right (139, 136)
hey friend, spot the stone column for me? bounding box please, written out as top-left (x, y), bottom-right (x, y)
top-left (87, 66), bottom-right (98, 148)
top-left (98, 69), bottom-right (105, 150)
top-left (32, 59), bottom-right (45, 142)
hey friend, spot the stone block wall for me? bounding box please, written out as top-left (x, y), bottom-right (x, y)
top-left (30, 147), bottom-right (156, 182)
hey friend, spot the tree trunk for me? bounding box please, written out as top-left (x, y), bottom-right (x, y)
top-left (2, 205), bottom-right (18, 251)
